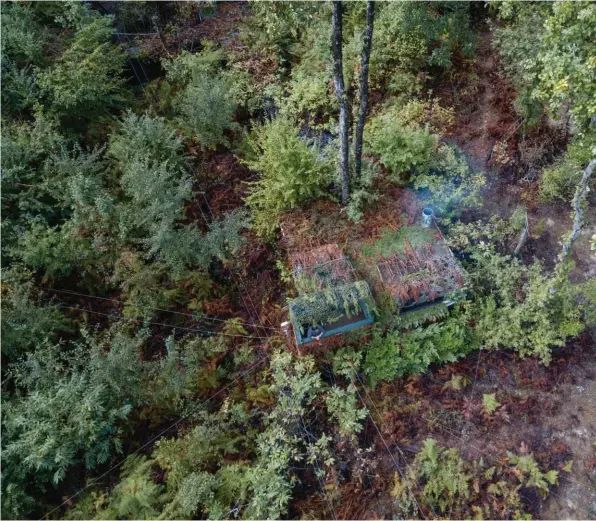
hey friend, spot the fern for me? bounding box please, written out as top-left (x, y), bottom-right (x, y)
top-left (397, 303), bottom-right (450, 329)
top-left (415, 439), bottom-right (471, 513)
top-left (97, 455), bottom-right (166, 520)
top-left (507, 452), bottom-right (559, 498)
top-left (325, 384), bottom-right (368, 437)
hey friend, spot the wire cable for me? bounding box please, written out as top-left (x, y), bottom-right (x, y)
top-left (352, 370), bottom-right (438, 520)
top-left (44, 287), bottom-right (279, 331)
top-left (48, 303), bottom-right (271, 340)
top-left (40, 354), bottom-right (270, 520)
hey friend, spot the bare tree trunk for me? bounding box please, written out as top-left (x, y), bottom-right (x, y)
top-left (513, 210), bottom-right (529, 257)
top-left (354, 0), bottom-right (374, 182)
top-left (332, 0), bottom-right (350, 205)
top-left (559, 159), bottom-right (595, 263)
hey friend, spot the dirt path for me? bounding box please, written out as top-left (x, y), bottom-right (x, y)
top-left (441, 29), bottom-right (596, 518)
top-left (446, 31), bottom-right (595, 281)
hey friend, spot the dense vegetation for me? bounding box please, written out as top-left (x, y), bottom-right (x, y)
top-left (1, 1), bottom-right (594, 519)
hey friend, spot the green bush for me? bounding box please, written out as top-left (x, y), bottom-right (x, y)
top-left (370, 4), bottom-right (427, 86)
top-left (2, 327), bottom-right (147, 500)
top-left (412, 143), bottom-right (485, 215)
top-left (1, 277), bottom-right (71, 362)
top-left (108, 111), bottom-right (186, 170)
top-left (494, 2), bottom-right (595, 131)
top-left (364, 311), bottom-right (475, 385)
top-left (540, 131), bottom-right (596, 202)
top-left (325, 384), bottom-right (368, 437)
top-left (363, 330), bottom-right (400, 386)
top-left (365, 104), bottom-right (437, 178)
top-left (466, 247), bottom-right (584, 364)
top-left (36, 15), bottom-right (127, 122)
top-left (243, 116), bottom-right (333, 238)
top-left (174, 73), bottom-right (238, 150)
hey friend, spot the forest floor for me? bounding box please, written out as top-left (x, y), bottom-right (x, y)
top-left (443, 31), bottom-right (596, 283)
top-left (302, 29), bottom-right (596, 520)
top-left (127, 11), bottom-right (596, 519)
top-left (343, 335), bottom-right (596, 520)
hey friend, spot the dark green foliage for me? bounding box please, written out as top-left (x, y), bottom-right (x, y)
top-left (0, 278), bottom-right (71, 362)
top-left (36, 14), bottom-right (127, 122)
top-left (94, 455), bottom-right (166, 520)
top-left (243, 116), bottom-right (334, 238)
top-left (161, 47), bottom-right (239, 150)
top-left (242, 2), bottom-right (323, 59)
top-left (364, 310), bottom-right (476, 385)
top-left (0, 3), bottom-right (46, 67)
top-left (1, 115), bottom-right (66, 254)
top-left (402, 2), bottom-right (476, 69)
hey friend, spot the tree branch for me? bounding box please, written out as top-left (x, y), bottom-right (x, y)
top-left (559, 159), bottom-right (595, 263)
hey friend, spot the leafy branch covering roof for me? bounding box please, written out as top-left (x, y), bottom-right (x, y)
top-left (377, 239), bottom-right (465, 307)
top-left (288, 244), bottom-right (374, 329)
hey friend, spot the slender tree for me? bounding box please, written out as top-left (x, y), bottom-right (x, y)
top-left (353, 0), bottom-right (375, 182)
top-left (332, 0), bottom-right (350, 205)
top-left (559, 159), bottom-right (596, 263)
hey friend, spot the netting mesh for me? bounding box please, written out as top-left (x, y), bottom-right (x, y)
top-left (377, 242), bottom-right (464, 307)
top-left (291, 244), bottom-right (357, 294)
top-left (288, 244), bottom-right (374, 331)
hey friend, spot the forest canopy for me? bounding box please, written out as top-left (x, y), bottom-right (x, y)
top-left (1, 1), bottom-right (594, 520)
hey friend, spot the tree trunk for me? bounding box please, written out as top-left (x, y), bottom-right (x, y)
top-left (354, 0), bottom-right (375, 182)
top-left (332, 0), bottom-right (350, 205)
top-left (559, 159), bottom-right (596, 263)
top-left (513, 210), bottom-right (529, 257)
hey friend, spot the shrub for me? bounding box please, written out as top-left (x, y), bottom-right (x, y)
top-left (494, 2), bottom-right (595, 131)
top-left (412, 143), bottom-right (485, 215)
top-left (364, 311), bottom-right (475, 384)
top-left (108, 111), bottom-right (186, 171)
top-left (325, 384), bottom-right (368, 437)
top-left (363, 329), bottom-right (400, 386)
top-left (243, 116), bottom-right (333, 238)
top-left (95, 455), bottom-right (166, 520)
top-left (467, 247), bottom-right (584, 364)
top-left (540, 131), bottom-right (596, 202)
top-left (365, 104), bottom-right (437, 179)
top-left (370, 3), bottom-right (428, 87)
top-left (2, 327), bottom-right (148, 492)
top-left (36, 14), bottom-right (127, 122)
top-left (174, 73), bottom-right (238, 150)
top-left (1, 277), bottom-right (71, 362)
